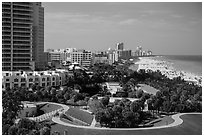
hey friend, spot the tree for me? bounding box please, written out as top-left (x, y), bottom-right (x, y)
top-left (52, 131), bottom-right (61, 135)
top-left (17, 118), bottom-right (37, 131)
top-left (136, 89), bottom-right (144, 98)
top-left (128, 91), bottom-right (137, 98)
top-left (17, 128), bottom-right (29, 135)
top-left (2, 89), bottom-right (23, 126)
top-left (112, 105), bottom-right (123, 116)
top-left (29, 129), bottom-right (39, 135)
top-left (100, 96), bottom-right (110, 107)
top-left (2, 124), bottom-right (11, 135)
top-left (130, 100), bottom-right (142, 113)
top-left (8, 125), bottom-right (18, 135)
top-left (88, 98), bottom-right (104, 113)
top-left (39, 127), bottom-right (51, 135)
top-left (122, 110), bottom-right (139, 127)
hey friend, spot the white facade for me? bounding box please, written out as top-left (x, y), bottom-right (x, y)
top-left (2, 70), bottom-right (69, 90)
top-left (108, 51), bottom-right (118, 64)
top-left (71, 50), bottom-right (92, 67)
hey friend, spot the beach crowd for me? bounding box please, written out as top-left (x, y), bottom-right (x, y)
top-left (134, 57), bottom-right (202, 86)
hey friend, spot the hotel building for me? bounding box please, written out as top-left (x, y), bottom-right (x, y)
top-left (2, 70), bottom-right (69, 90)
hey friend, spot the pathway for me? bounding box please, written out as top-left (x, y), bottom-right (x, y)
top-left (52, 113), bottom-right (201, 130)
top-left (28, 102), bottom-right (69, 122)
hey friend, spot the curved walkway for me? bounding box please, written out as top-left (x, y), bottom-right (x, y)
top-left (52, 113), bottom-right (201, 130)
top-left (29, 102), bottom-right (69, 122)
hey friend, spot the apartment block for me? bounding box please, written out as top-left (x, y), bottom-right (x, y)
top-left (71, 50), bottom-right (92, 67)
top-left (2, 70), bottom-right (69, 90)
top-left (2, 2), bottom-right (44, 71)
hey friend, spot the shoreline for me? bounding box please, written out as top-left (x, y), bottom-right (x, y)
top-left (129, 57), bottom-right (202, 86)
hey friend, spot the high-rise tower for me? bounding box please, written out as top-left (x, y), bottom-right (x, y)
top-left (2, 2), bottom-right (44, 71)
top-left (32, 2), bottom-right (44, 70)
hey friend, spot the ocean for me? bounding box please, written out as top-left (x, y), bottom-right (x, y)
top-left (154, 55), bottom-right (202, 76)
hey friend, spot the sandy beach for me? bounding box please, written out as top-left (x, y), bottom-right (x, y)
top-left (130, 57), bottom-right (202, 86)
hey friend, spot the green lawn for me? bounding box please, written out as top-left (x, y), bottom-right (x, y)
top-left (40, 103), bottom-right (62, 113)
top-left (138, 84), bottom-right (158, 95)
top-left (151, 116), bottom-right (175, 127)
top-left (65, 107), bottom-right (93, 125)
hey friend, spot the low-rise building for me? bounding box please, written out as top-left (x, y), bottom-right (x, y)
top-left (92, 52), bottom-right (109, 64)
top-left (2, 70), bottom-right (69, 90)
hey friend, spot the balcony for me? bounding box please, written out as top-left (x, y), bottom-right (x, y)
top-left (3, 63), bottom-right (11, 66)
top-left (13, 10), bottom-right (32, 15)
top-left (13, 5), bottom-right (32, 10)
top-left (13, 39), bottom-right (31, 43)
top-left (2, 23), bottom-right (11, 28)
top-left (2, 50), bottom-right (11, 54)
top-left (13, 2), bottom-right (32, 6)
top-left (13, 45), bottom-right (31, 49)
top-left (13, 50), bottom-right (30, 53)
top-left (2, 3), bottom-right (11, 9)
top-left (13, 14), bottom-right (32, 19)
top-left (2, 8), bottom-right (11, 13)
top-left (13, 25), bottom-right (31, 29)
top-left (13, 36), bottom-right (31, 40)
top-left (2, 58), bottom-right (11, 62)
top-left (2, 13), bottom-right (11, 17)
top-left (2, 45), bottom-right (11, 49)
top-left (2, 36), bottom-right (11, 40)
top-left (13, 63), bottom-right (30, 66)
top-left (13, 27), bottom-right (31, 32)
top-left (2, 27), bottom-right (11, 32)
top-left (13, 54), bottom-right (31, 58)
top-left (2, 32), bottom-right (11, 36)
top-left (2, 17), bottom-right (11, 22)
top-left (2, 54), bottom-right (11, 58)
top-left (2, 40), bottom-right (11, 44)
top-left (13, 19), bottom-right (32, 24)
top-left (13, 58), bottom-right (30, 62)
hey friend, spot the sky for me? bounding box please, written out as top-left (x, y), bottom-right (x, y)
top-left (43, 2), bottom-right (202, 55)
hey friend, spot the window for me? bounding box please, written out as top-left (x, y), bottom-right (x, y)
top-left (47, 77), bottom-right (50, 81)
top-left (35, 78), bottom-right (38, 81)
top-left (14, 78), bottom-right (18, 82)
top-left (29, 78), bottom-right (33, 82)
top-left (6, 73), bottom-right (9, 76)
top-left (52, 77), bottom-right (55, 81)
top-left (42, 83), bottom-right (45, 87)
top-left (6, 79), bottom-right (9, 81)
top-left (21, 83), bottom-right (26, 87)
top-left (29, 83), bottom-right (32, 88)
top-left (52, 82), bottom-right (55, 86)
top-left (14, 84), bottom-right (18, 87)
top-left (59, 77), bottom-right (61, 80)
top-left (21, 78), bottom-right (26, 82)
top-left (42, 78), bottom-right (45, 81)
top-left (5, 83), bottom-right (10, 87)
top-left (47, 82), bottom-right (50, 86)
